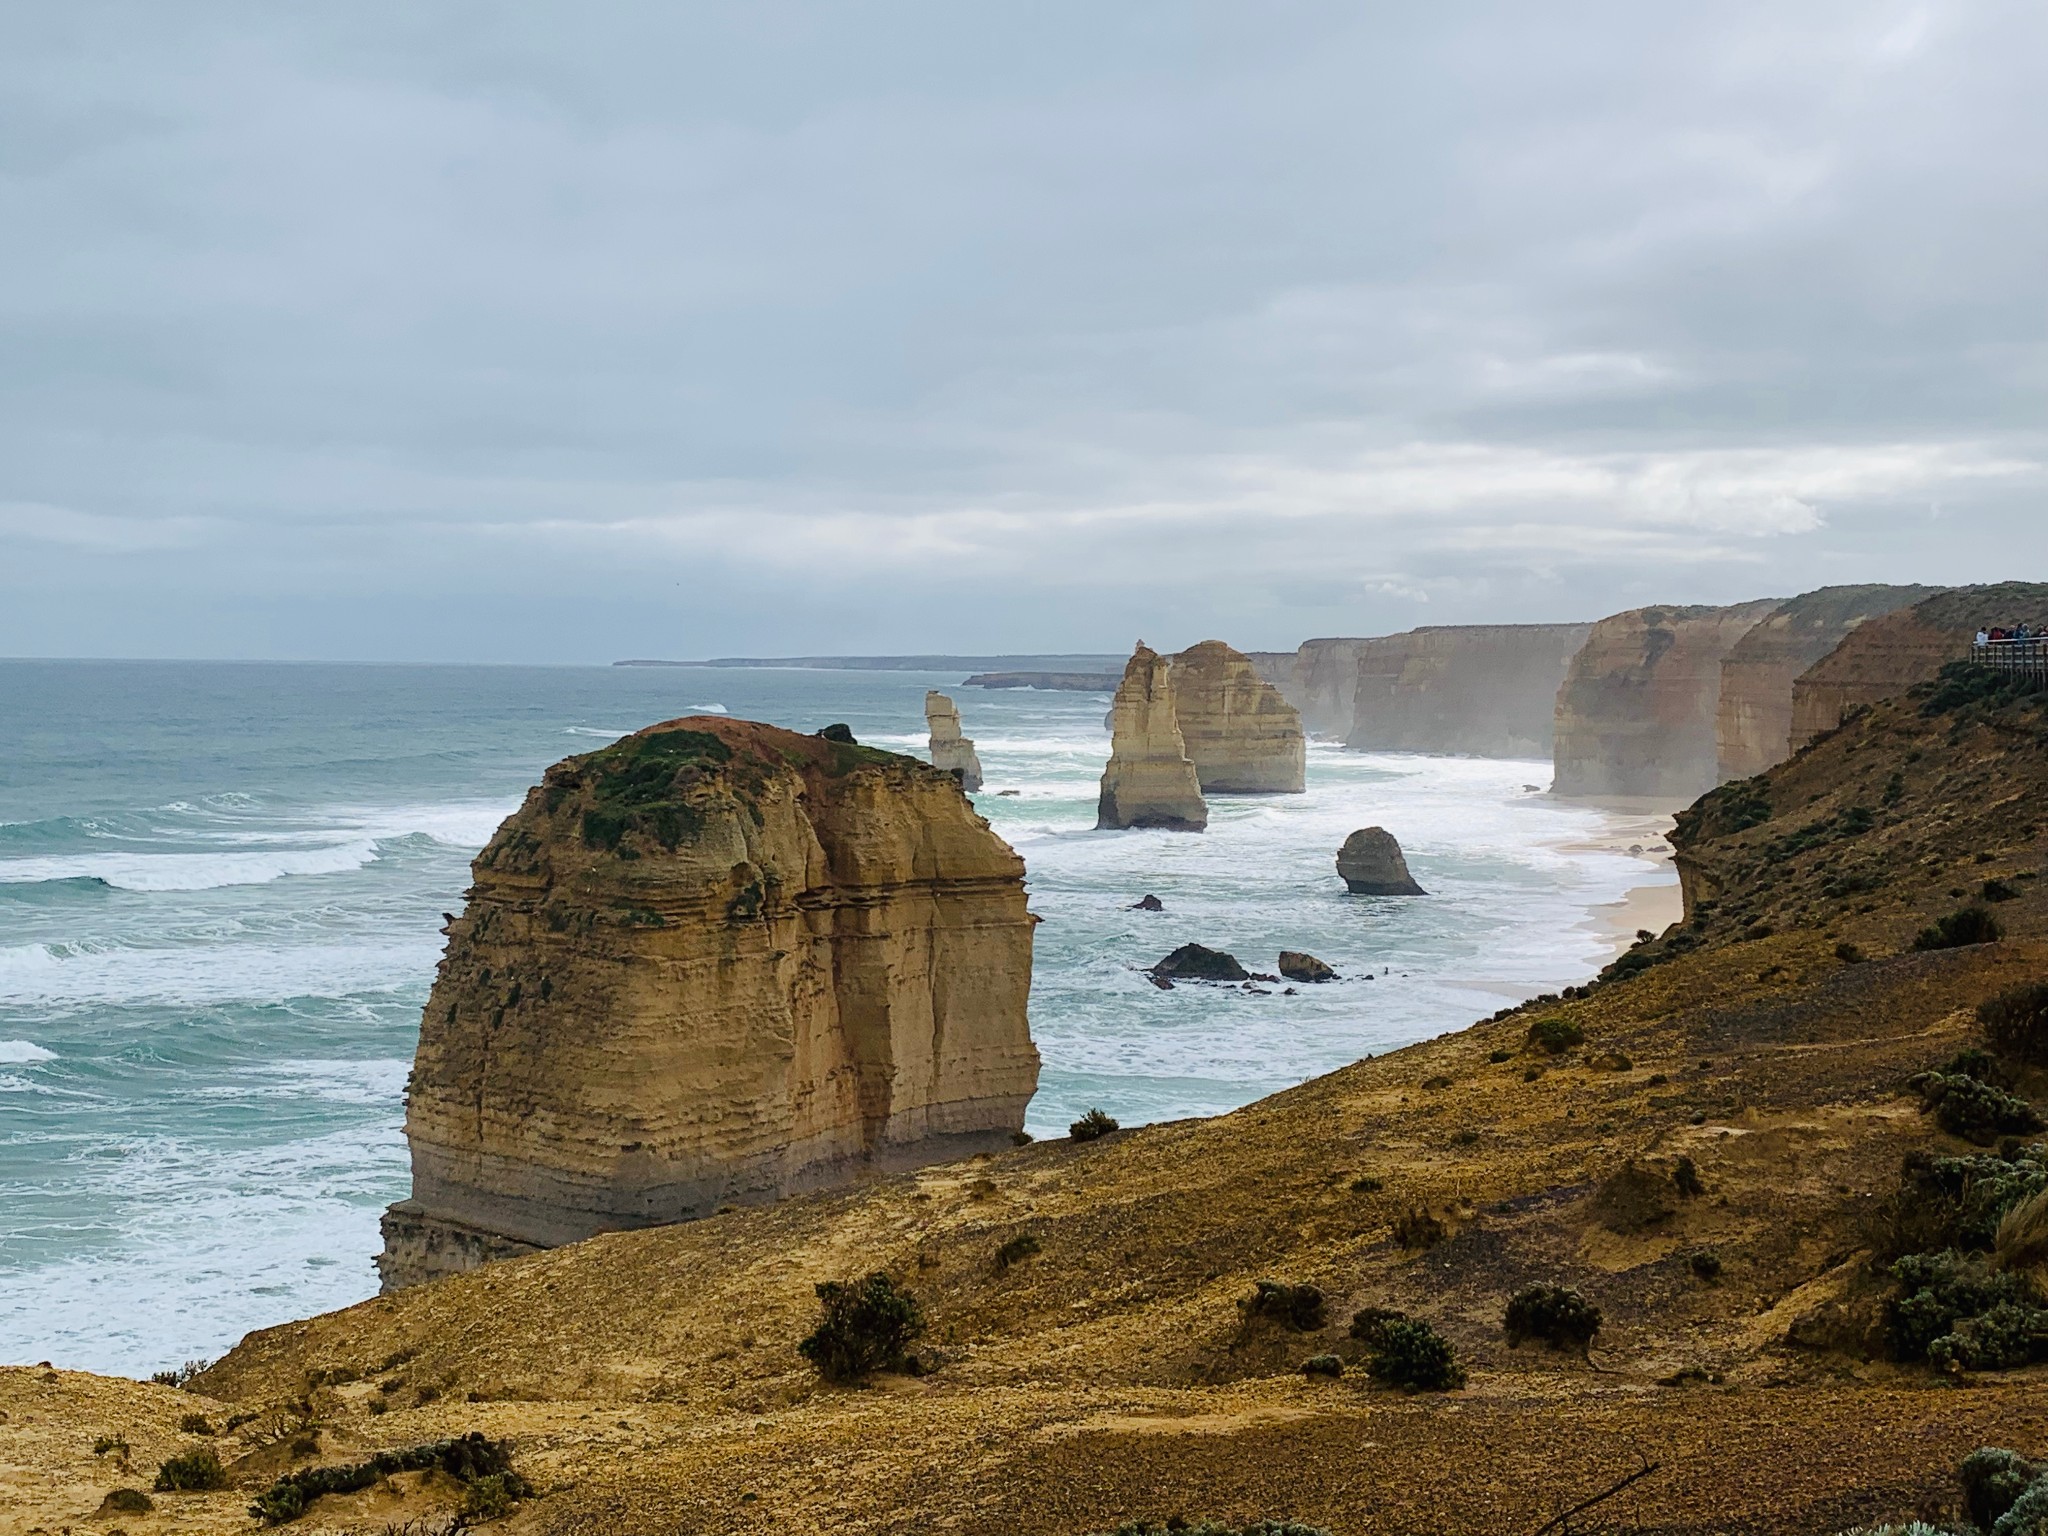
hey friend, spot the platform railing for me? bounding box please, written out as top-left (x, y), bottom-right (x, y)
top-left (1972, 638), bottom-right (2048, 685)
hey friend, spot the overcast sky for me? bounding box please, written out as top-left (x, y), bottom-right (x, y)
top-left (3, 2), bottom-right (2044, 661)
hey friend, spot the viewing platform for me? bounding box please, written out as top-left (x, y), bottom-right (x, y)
top-left (1972, 638), bottom-right (2048, 685)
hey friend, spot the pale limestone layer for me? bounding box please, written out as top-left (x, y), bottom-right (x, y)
top-left (1552, 600), bottom-right (1783, 800)
top-left (378, 717), bottom-right (1039, 1289)
top-left (1096, 644), bottom-right (1208, 830)
top-left (1788, 582), bottom-right (2048, 752)
top-left (1288, 639), bottom-right (1373, 738)
top-left (1168, 640), bottom-right (1306, 794)
top-left (1715, 585), bottom-right (1936, 780)
top-left (924, 690), bottom-right (985, 792)
top-left (1345, 624), bottom-right (1593, 756)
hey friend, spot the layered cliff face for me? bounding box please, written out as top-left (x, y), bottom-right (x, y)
top-left (923, 690), bottom-right (984, 791)
top-left (1169, 640), bottom-right (1306, 793)
top-left (1287, 638), bottom-right (1372, 737)
top-left (1787, 582), bottom-right (2048, 751)
top-left (378, 717), bottom-right (1039, 1289)
top-left (1714, 584), bottom-right (1937, 780)
top-left (1344, 623), bottom-right (1592, 756)
top-left (1096, 645), bottom-right (1208, 830)
top-left (1552, 600), bottom-right (1782, 799)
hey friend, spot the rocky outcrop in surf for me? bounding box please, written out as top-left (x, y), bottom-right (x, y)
top-left (1336, 827), bottom-right (1425, 895)
top-left (377, 717), bottom-right (1040, 1290)
top-left (924, 690), bottom-right (985, 791)
top-left (1788, 582), bottom-right (2048, 752)
top-left (1552, 600), bottom-right (1782, 800)
top-left (1714, 585), bottom-right (1936, 780)
top-left (1096, 645), bottom-right (1209, 830)
top-left (1346, 624), bottom-right (1593, 756)
top-left (1169, 641), bottom-right (1306, 794)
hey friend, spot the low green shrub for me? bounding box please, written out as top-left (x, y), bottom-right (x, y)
top-left (1070, 1108), bottom-right (1120, 1142)
top-left (1365, 1318), bottom-right (1464, 1391)
top-left (1673, 1156), bottom-right (1704, 1198)
top-left (796, 1273), bottom-right (925, 1381)
top-left (994, 1233), bottom-right (1042, 1272)
top-left (1887, 1250), bottom-right (2048, 1366)
top-left (1243, 1281), bottom-right (1326, 1332)
top-left (1963, 1447), bottom-right (2045, 1533)
top-left (1981, 983), bottom-right (2048, 1067)
top-left (1525, 1016), bottom-right (1584, 1055)
top-left (177, 1412), bottom-right (213, 1435)
top-left (153, 1447), bottom-right (227, 1492)
top-left (1300, 1354), bottom-right (1343, 1378)
top-left (247, 1433), bottom-right (528, 1526)
top-left (1915, 1072), bottom-right (2043, 1145)
top-left (1689, 1250), bottom-right (1723, 1282)
top-left (1502, 1284), bottom-right (1602, 1351)
top-left (97, 1489), bottom-right (153, 1515)
top-left (1913, 905), bottom-right (2003, 951)
top-left (1391, 1207), bottom-right (1446, 1250)
top-left (1348, 1175), bottom-right (1383, 1193)
top-left (1348, 1306), bottom-right (1407, 1345)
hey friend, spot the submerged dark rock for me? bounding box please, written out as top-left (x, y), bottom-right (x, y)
top-left (1150, 943), bottom-right (1250, 982)
top-left (1131, 894), bottom-right (1165, 911)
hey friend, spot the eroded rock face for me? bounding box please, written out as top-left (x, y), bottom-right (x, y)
top-left (924, 690), bottom-right (985, 791)
top-left (1788, 583), bottom-right (2048, 752)
top-left (1337, 827), bottom-right (1425, 895)
top-left (1097, 645), bottom-right (1208, 830)
top-left (1282, 638), bottom-right (1373, 738)
top-left (1346, 624), bottom-right (1593, 756)
top-left (1169, 640), bottom-right (1306, 794)
top-left (378, 717), bottom-right (1039, 1290)
top-left (1552, 601), bottom-right (1783, 800)
top-left (1715, 585), bottom-right (1938, 780)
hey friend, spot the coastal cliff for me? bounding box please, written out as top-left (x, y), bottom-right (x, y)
top-left (1553, 599), bottom-right (1781, 799)
top-left (1096, 645), bottom-right (1207, 829)
top-left (923, 690), bottom-right (984, 791)
top-left (1346, 623), bottom-right (1592, 756)
top-left (135, 663), bottom-right (2048, 1536)
top-left (377, 718), bottom-right (1039, 1289)
top-left (1715, 584), bottom-right (1936, 780)
top-left (1788, 582), bottom-right (2048, 751)
top-left (1169, 640), bottom-right (1306, 794)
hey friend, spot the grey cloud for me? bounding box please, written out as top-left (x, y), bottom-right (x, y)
top-left (0, 1), bottom-right (2042, 660)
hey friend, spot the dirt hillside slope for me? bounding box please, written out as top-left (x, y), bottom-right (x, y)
top-left (9, 665), bottom-right (2048, 1536)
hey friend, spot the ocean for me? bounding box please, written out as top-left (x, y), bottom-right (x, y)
top-left (0, 659), bottom-right (1674, 1375)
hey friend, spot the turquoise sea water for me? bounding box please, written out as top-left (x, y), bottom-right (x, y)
top-left (0, 660), bottom-right (1673, 1374)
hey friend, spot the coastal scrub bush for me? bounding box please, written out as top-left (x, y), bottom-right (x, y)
top-left (1915, 1072), bottom-right (2043, 1145)
top-left (247, 1434), bottom-right (527, 1526)
top-left (994, 1233), bottom-right (1042, 1272)
top-left (1525, 1016), bottom-right (1584, 1055)
top-left (1887, 1251), bottom-right (2047, 1366)
top-left (1300, 1353), bottom-right (1343, 1378)
top-left (1070, 1108), bottom-right (1119, 1141)
top-left (1502, 1284), bottom-right (1602, 1351)
top-left (1919, 659), bottom-right (2048, 716)
top-left (1963, 1448), bottom-right (2043, 1533)
top-left (93, 1434), bottom-right (128, 1457)
top-left (149, 1360), bottom-right (210, 1389)
top-left (1996, 1188), bottom-right (2048, 1273)
top-left (1243, 1281), bottom-right (1326, 1332)
top-left (178, 1412), bottom-right (213, 1435)
top-left (1365, 1318), bottom-right (1464, 1391)
top-left (153, 1447), bottom-right (227, 1492)
top-left (1982, 983), bottom-right (2048, 1067)
top-left (796, 1273), bottom-right (925, 1381)
top-left (1391, 1207), bottom-right (1446, 1250)
top-left (1689, 1250), bottom-right (1723, 1281)
top-left (1984, 878), bottom-right (2021, 903)
top-left (1913, 905), bottom-right (2003, 951)
top-left (1349, 1307), bottom-right (1408, 1345)
top-left (1673, 1156), bottom-right (1705, 1198)
top-left (97, 1489), bottom-right (153, 1515)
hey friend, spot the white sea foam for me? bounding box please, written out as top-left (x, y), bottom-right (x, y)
top-left (689, 703), bottom-right (729, 714)
top-left (0, 938), bottom-right (441, 1010)
top-left (0, 1039), bottom-right (55, 1063)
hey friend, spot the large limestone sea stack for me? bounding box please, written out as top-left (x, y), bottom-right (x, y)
top-left (1337, 826), bottom-right (1426, 895)
top-left (924, 689), bottom-right (984, 791)
top-left (1097, 643), bottom-right (1208, 830)
top-left (378, 717), bottom-right (1040, 1289)
top-left (1169, 640), bottom-right (1306, 793)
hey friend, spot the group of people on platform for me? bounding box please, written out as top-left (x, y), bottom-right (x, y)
top-left (1978, 624), bottom-right (2039, 643)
